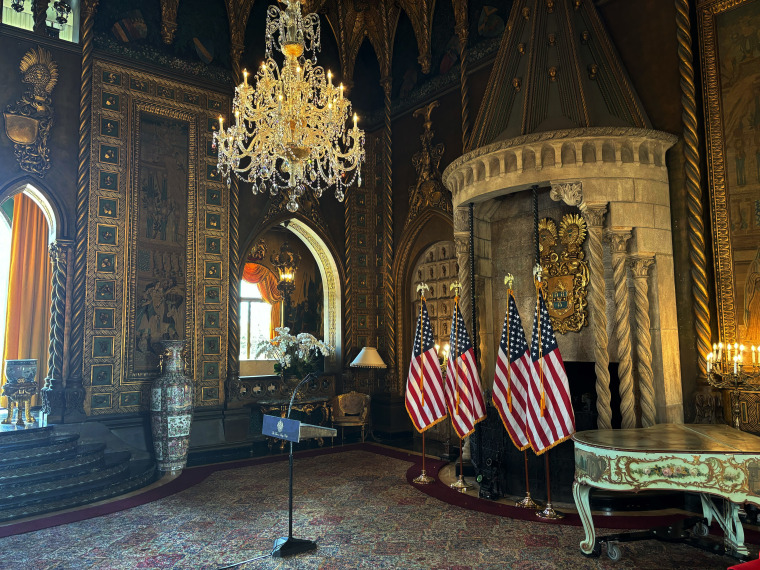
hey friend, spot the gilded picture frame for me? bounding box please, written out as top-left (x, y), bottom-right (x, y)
top-left (699, 0), bottom-right (760, 346)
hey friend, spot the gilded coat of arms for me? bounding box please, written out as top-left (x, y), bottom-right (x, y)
top-left (3, 46), bottom-right (58, 176)
top-left (538, 214), bottom-right (589, 333)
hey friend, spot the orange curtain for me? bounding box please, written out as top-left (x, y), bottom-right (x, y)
top-left (242, 263), bottom-right (282, 338)
top-left (1, 194), bottom-right (52, 407)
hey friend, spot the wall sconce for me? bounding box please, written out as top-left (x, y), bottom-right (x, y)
top-left (270, 239), bottom-right (301, 300)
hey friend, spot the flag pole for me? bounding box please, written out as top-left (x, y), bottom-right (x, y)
top-left (449, 281), bottom-right (472, 492)
top-left (536, 451), bottom-right (564, 519)
top-left (413, 283), bottom-right (434, 485)
top-left (515, 449), bottom-right (541, 509)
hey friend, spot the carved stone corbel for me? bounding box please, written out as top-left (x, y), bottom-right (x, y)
top-left (549, 180), bottom-right (583, 207)
top-left (160, 0), bottom-right (180, 45)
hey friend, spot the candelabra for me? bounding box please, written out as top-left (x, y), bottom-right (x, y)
top-left (706, 342), bottom-right (760, 429)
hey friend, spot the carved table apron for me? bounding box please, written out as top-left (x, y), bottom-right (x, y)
top-left (573, 424), bottom-right (760, 558)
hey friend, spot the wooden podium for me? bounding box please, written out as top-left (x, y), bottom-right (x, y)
top-left (262, 414), bottom-right (337, 557)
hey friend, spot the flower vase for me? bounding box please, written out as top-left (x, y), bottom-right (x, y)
top-left (150, 340), bottom-right (194, 473)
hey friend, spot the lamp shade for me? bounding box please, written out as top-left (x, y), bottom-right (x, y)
top-left (350, 347), bottom-right (386, 369)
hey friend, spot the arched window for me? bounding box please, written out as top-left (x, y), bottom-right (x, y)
top-left (239, 278), bottom-right (277, 360)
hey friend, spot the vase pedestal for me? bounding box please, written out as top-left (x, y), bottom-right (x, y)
top-left (150, 340), bottom-right (194, 473)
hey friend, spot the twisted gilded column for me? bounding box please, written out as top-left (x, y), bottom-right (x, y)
top-left (452, 0), bottom-right (471, 151)
top-left (606, 229), bottom-right (636, 429)
top-left (630, 255), bottom-right (657, 428)
top-left (344, 195), bottom-right (354, 359)
top-left (227, 179), bottom-right (241, 394)
top-left (676, 0), bottom-right (710, 380)
top-left (580, 203), bottom-right (612, 429)
top-left (380, 75), bottom-right (396, 391)
top-left (67, 0), bottom-right (99, 421)
top-left (41, 240), bottom-right (72, 422)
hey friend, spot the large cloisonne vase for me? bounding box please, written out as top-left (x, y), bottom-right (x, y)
top-left (150, 340), bottom-right (194, 472)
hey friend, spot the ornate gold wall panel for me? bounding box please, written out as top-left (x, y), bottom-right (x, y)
top-left (699, 0), bottom-right (760, 349)
top-left (86, 60), bottom-right (230, 415)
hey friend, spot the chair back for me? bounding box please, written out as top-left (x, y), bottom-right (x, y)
top-left (331, 391), bottom-right (370, 422)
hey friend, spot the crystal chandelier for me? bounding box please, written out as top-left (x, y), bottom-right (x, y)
top-left (214, 0), bottom-right (365, 213)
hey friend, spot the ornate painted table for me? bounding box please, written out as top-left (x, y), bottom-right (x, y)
top-left (573, 424), bottom-right (760, 559)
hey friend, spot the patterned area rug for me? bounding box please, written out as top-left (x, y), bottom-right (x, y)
top-left (0, 446), bottom-right (739, 569)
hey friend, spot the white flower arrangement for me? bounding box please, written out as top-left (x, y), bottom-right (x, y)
top-left (254, 327), bottom-right (334, 377)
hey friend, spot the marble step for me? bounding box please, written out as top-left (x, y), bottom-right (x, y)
top-left (0, 435), bottom-right (83, 469)
top-left (0, 443), bottom-right (109, 484)
top-left (0, 426), bottom-right (53, 445)
top-left (0, 459), bottom-right (156, 523)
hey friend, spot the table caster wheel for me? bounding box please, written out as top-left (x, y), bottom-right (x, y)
top-left (693, 522), bottom-right (709, 537)
top-left (606, 542), bottom-right (621, 561)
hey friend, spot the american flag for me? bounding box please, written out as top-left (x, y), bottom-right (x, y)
top-left (445, 302), bottom-right (486, 439)
top-left (492, 292), bottom-right (531, 450)
top-left (526, 288), bottom-right (575, 454)
top-left (405, 298), bottom-right (447, 432)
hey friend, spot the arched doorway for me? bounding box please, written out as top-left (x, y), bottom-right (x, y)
top-left (0, 184), bottom-right (57, 417)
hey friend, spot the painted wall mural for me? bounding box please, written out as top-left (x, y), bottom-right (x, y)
top-left (84, 59), bottom-right (230, 415)
top-left (133, 113), bottom-right (189, 373)
top-left (700, 0), bottom-right (760, 346)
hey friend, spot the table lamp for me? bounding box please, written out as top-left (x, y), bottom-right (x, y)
top-left (350, 347), bottom-right (386, 391)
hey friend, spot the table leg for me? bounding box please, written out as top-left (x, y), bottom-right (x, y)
top-left (700, 494), bottom-right (748, 557)
top-left (573, 481), bottom-right (597, 555)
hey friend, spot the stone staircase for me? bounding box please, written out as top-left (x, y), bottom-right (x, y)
top-left (0, 425), bottom-right (156, 523)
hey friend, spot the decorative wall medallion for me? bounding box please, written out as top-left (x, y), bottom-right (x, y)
top-left (102, 92), bottom-right (120, 110)
top-left (203, 361), bottom-right (219, 379)
top-left (205, 237), bottom-right (221, 254)
top-left (99, 171), bottom-right (119, 190)
top-left (99, 145), bottom-right (119, 164)
top-left (183, 93), bottom-right (200, 105)
top-left (94, 308), bottom-right (115, 329)
top-left (206, 187), bottom-right (222, 206)
top-left (202, 387), bottom-right (219, 400)
top-left (95, 279), bottom-right (116, 300)
top-left (203, 336), bottom-right (221, 355)
top-left (539, 214), bottom-right (589, 333)
top-left (207, 117), bottom-right (220, 132)
top-left (96, 252), bottom-right (116, 273)
top-left (203, 310), bottom-right (219, 329)
top-left (4, 46), bottom-right (58, 176)
top-left (205, 261), bottom-right (221, 279)
top-left (120, 391), bottom-right (141, 406)
top-left (205, 212), bottom-right (221, 229)
top-left (93, 336), bottom-right (114, 358)
top-left (100, 118), bottom-right (120, 138)
top-left (98, 197), bottom-right (118, 218)
top-left (102, 71), bottom-right (121, 85)
top-left (130, 78), bottom-right (149, 92)
top-left (157, 85), bottom-right (175, 100)
top-left (206, 140), bottom-right (216, 157)
top-left (91, 394), bottom-right (112, 409)
top-left (206, 164), bottom-right (220, 182)
top-left (91, 364), bottom-right (113, 386)
top-left (207, 99), bottom-right (222, 111)
top-left (204, 286), bottom-right (220, 303)
top-left (96, 224), bottom-right (118, 245)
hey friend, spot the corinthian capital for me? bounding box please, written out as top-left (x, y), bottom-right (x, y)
top-left (550, 181), bottom-right (583, 206)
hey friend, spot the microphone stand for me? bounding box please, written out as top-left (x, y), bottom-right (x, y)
top-left (272, 373), bottom-right (319, 558)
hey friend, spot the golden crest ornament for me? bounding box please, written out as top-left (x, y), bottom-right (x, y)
top-left (539, 214), bottom-right (589, 333)
top-left (3, 46), bottom-right (58, 176)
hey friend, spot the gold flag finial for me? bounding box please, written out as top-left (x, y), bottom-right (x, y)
top-left (450, 280), bottom-right (462, 295)
top-left (416, 282), bottom-right (430, 296)
top-left (504, 273), bottom-right (514, 289)
top-left (533, 264), bottom-right (543, 282)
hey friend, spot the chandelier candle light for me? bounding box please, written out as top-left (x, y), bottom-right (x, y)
top-left (214, 0), bottom-right (365, 213)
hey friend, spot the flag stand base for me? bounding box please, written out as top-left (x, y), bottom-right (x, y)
top-left (272, 537), bottom-right (318, 558)
top-left (515, 492), bottom-right (541, 509)
top-left (536, 502), bottom-right (564, 520)
top-left (450, 474), bottom-right (472, 493)
top-left (413, 470), bottom-right (434, 485)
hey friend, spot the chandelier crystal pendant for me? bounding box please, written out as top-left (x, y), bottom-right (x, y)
top-left (214, 0), bottom-right (365, 213)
